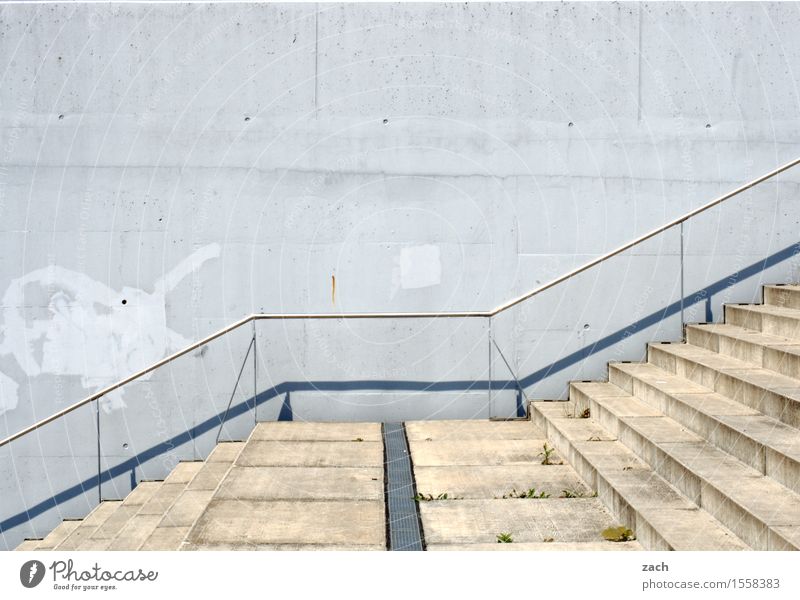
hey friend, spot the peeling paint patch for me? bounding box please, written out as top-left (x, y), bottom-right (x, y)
top-left (392, 244), bottom-right (442, 296)
top-left (0, 244), bottom-right (221, 415)
top-left (0, 372), bottom-right (19, 414)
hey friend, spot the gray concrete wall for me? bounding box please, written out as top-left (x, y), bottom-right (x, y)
top-left (1, 2), bottom-right (800, 548)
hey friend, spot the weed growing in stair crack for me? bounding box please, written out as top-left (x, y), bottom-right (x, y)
top-left (539, 443), bottom-right (562, 465)
top-left (496, 532), bottom-right (514, 543)
top-left (602, 526), bottom-right (636, 542)
top-left (560, 487), bottom-right (597, 499)
top-left (499, 487), bottom-right (550, 499)
top-left (352, 437), bottom-right (364, 442)
top-left (413, 492), bottom-right (460, 502)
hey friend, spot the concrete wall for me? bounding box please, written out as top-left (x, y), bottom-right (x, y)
top-left (1, 2), bottom-right (800, 548)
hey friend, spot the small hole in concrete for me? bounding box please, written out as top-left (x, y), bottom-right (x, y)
top-left (583, 323), bottom-right (590, 329)
top-left (121, 299), bottom-right (127, 305)
top-left (705, 123), bottom-right (711, 128)
top-left (244, 116), bottom-right (251, 121)
top-left (122, 443), bottom-right (128, 450)
top-left (58, 114), bottom-right (64, 120)
top-left (568, 122), bottom-right (574, 127)
top-left (382, 118), bottom-right (388, 124)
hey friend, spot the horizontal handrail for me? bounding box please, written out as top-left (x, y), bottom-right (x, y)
top-left (1, 156), bottom-right (798, 448)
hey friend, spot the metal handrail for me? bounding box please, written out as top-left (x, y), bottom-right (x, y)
top-left (1, 156), bottom-right (798, 448)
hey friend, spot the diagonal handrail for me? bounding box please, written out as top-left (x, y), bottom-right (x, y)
top-left (1, 156), bottom-right (798, 448)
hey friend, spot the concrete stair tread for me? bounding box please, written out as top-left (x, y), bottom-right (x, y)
top-left (405, 419), bottom-right (543, 440)
top-left (118, 481), bottom-right (163, 506)
top-left (206, 441), bottom-right (246, 463)
top-left (611, 362), bottom-right (760, 415)
top-left (77, 504), bottom-right (143, 549)
top-left (532, 402), bottom-right (747, 550)
top-left (650, 342), bottom-right (800, 398)
top-left (140, 526), bottom-right (191, 550)
top-left (53, 500), bottom-right (122, 550)
top-left (634, 507), bottom-right (748, 551)
top-left (214, 466), bottom-right (384, 501)
top-left (688, 322), bottom-right (800, 348)
top-left (154, 490), bottom-right (216, 529)
top-left (251, 422), bottom-right (382, 442)
top-left (107, 514), bottom-right (163, 550)
top-left (765, 285), bottom-right (800, 310)
top-left (410, 438), bottom-right (555, 467)
top-left (725, 303), bottom-right (800, 340)
top-left (236, 440), bottom-right (384, 467)
top-left (163, 461), bottom-right (204, 484)
top-left (141, 436), bottom-right (248, 549)
top-left (578, 386), bottom-right (800, 549)
top-left (610, 361), bottom-right (800, 492)
top-left (137, 482), bottom-right (191, 516)
top-left (15, 538), bottom-right (43, 551)
top-left (728, 303), bottom-right (800, 319)
top-left (413, 465), bottom-right (592, 499)
top-left (35, 520), bottom-right (81, 550)
top-left (715, 414), bottom-right (800, 452)
top-left (185, 499), bottom-right (386, 547)
top-left (78, 478), bottom-right (191, 550)
top-left (418, 498), bottom-right (621, 545)
top-left (427, 541), bottom-right (643, 551)
top-left (179, 543), bottom-right (386, 551)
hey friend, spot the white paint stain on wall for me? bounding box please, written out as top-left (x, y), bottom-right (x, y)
top-left (391, 244), bottom-right (442, 298)
top-left (0, 244), bottom-right (221, 415)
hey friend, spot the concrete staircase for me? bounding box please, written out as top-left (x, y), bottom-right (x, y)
top-left (532, 284), bottom-right (800, 550)
top-left (18, 423), bottom-right (385, 550)
top-left (406, 420), bottom-right (641, 550)
top-left (16, 283), bottom-right (799, 551)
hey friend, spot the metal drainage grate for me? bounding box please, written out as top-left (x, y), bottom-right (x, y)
top-left (382, 423), bottom-right (424, 551)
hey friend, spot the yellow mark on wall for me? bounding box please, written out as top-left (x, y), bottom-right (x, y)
top-left (331, 274), bottom-right (336, 305)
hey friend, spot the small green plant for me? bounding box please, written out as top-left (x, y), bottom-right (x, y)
top-left (602, 526), bottom-right (636, 542)
top-left (563, 404), bottom-right (590, 419)
top-left (560, 487), bottom-right (598, 499)
top-left (539, 443), bottom-right (560, 465)
top-left (496, 532), bottom-right (514, 544)
top-left (413, 492), bottom-right (457, 502)
top-left (501, 487), bottom-right (550, 499)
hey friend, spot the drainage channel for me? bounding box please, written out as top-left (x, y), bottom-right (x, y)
top-left (382, 423), bottom-right (425, 551)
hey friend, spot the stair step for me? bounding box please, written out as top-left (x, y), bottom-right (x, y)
top-left (74, 463), bottom-right (203, 551)
top-left (531, 401), bottom-right (747, 550)
top-left (53, 501), bottom-right (122, 550)
top-left (413, 465), bottom-right (592, 499)
top-left (419, 498), bottom-right (625, 546)
top-left (428, 541), bottom-right (643, 551)
top-left (648, 342), bottom-right (800, 428)
top-left (724, 303), bottom-right (800, 340)
top-left (36, 520), bottom-right (81, 550)
top-left (140, 442), bottom-right (246, 550)
top-left (764, 285), bottom-right (800, 310)
top-left (607, 363), bottom-right (800, 494)
top-left (571, 387), bottom-right (800, 550)
top-left (686, 323), bottom-right (800, 377)
top-left (15, 538), bottom-right (43, 551)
